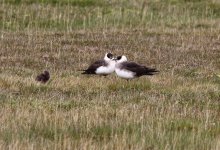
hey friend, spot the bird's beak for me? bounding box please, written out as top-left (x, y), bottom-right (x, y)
top-left (113, 57), bottom-right (117, 61)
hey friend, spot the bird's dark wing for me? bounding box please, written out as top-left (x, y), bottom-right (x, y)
top-left (121, 62), bottom-right (141, 69)
top-left (82, 60), bottom-right (107, 74)
top-left (36, 73), bottom-right (50, 83)
top-left (36, 73), bottom-right (44, 81)
top-left (121, 62), bottom-right (159, 77)
top-left (43, 73), bottom-right (50, 82)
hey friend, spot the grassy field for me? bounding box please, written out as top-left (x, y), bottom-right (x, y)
top-left (0, 0), bottom-right (220, 149)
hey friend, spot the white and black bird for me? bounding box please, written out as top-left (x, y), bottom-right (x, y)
top-left (114, 55), bottom-right (159, 79)
top-left (81, 53), bottom-right (116, 76)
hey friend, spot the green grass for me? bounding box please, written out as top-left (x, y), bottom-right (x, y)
top-left (0, 0), bottom-right (220, 149)
top-left (4, 0), bottom-right (105, 6)
top-left (0, 0), bottom-right (220, 31)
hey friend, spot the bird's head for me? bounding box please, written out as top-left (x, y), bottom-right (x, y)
top-left (44, 70), bottom-right (50, 76)
top-left (114, 55), bottom-right (127, 63)
top-left (104, 53), bottom-right (114, 62)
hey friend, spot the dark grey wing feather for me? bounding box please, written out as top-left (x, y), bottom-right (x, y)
top-left (82, 60), bottom-right (107, 74)
top-left (121, 62), bottom-right (159, 77)
top-left (36, 74), bottom-right (43, 81)
top-left (36, 72), bottom-right (50, 83)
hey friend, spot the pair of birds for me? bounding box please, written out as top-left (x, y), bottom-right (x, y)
top-left (82, 53), bottom-right (159, 79)
top-left (36, 53), bottom-right (158, 83)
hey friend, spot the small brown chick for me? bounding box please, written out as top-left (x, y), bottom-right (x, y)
top-left (36, 70), bottom-right (50, 83)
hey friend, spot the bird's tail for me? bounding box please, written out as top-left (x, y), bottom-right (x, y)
top-left (78, 69), bottom-right (91, 74)
top-left (77, 69), bottom-right (86, 73)
top-left (145, 68), bottom-right (159, 75)
top-left (81, 71), bottom-right (88, 74)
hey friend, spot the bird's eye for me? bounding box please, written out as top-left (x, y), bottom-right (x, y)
top-left (117, 56), bottom-right (122, 60)
top-left (107, 53), bottom-right (113, 59)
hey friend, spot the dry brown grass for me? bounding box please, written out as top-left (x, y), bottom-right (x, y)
top-left (0, 0), bottom-right (220, 149)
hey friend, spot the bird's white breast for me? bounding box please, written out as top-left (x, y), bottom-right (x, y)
top-left (95, 61), bottom-right (115, 75)
top-left (115, 68), bottom-right (135, 79)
